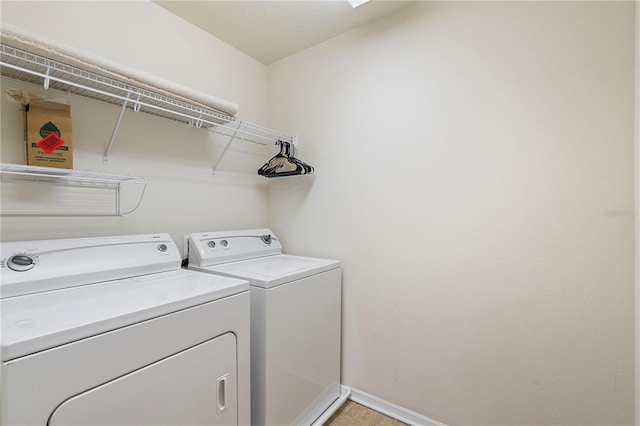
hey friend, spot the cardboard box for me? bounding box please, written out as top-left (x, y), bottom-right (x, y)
top-left (24, 100), bottom-right (73, 169)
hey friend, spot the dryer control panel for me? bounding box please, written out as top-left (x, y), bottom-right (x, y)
top-left (1, 234), bottom-right (181, 298)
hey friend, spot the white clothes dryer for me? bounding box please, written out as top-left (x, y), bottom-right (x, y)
top-left (1, 233), bottom-right (250, 426)
top-left (185, 229), bottom-right (343, 426)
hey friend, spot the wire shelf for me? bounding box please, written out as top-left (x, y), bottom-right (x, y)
top-left (0, 163), bottom-right (147, 216)
top-left (0, 43), bottom-right (293, 147)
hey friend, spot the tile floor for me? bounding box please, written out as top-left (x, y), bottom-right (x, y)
top-left (324, 401), bottom-right (407, 426)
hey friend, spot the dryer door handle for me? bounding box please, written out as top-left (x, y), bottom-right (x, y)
top-left (216, 374), bottom-right (228, 415)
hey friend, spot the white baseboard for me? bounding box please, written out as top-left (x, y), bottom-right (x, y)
top-left (348, 387), bottom-right (447, 426)
top-left (314, 385), bottom-right (351, 426)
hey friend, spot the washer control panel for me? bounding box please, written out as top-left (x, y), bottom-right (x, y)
top-left (186, 229), bottom-right (282, 267)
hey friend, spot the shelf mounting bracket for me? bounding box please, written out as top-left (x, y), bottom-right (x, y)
top-left (103, 91), bottom-right (132, 165)
top-left (43, 64), bottom-right (51, 90)
top-left (211, 122), bottom-right (242, 176)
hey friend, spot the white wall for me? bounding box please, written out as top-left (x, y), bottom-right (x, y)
top-left (636, 2), bottom-right (639, 424)
top-left (0, 1), bottom-right (272, 249)
top-left (268, 2), bottom-right (636, 425)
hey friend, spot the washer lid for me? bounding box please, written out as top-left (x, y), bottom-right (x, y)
top-left (194, 254), bottom-right (340, 289)
top-left (0, 269), bottom-right (249, 361)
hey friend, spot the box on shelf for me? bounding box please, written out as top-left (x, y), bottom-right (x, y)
top-left (24, 100), bottom-right (73, 169)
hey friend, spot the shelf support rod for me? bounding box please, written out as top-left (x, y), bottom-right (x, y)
top-left (212, 123), bottom-right (242, 176)
top-left (104, 91), bottom-right (132, 165)
top-left (43, 65), bottom-right (51, 90)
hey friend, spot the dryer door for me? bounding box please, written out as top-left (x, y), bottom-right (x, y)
top-left (49, 332), bottom-right (237, 426)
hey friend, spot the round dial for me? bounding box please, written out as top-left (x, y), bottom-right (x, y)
top-left (261, 235), bottom-right (272, 245)
top-left (220, 240), bottom-right (229, 247)
top-left (6, 254), bottom-right (37, 272)
top-left (208, 241), bottom-right (216, 248)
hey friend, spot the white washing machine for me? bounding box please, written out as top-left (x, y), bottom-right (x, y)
top-left (185, 229), bottom-right (343, 426)
top-left (1, 233), bottom-right (250, 426)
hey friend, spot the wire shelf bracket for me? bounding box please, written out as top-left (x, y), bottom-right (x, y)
top-left (104, 91), bottom-right (131, 164)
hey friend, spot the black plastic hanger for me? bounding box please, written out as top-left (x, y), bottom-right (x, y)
top-left (258, 140), bottom-right (314, 178)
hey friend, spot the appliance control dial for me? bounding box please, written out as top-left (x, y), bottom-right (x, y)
top-left (157, 244), bottom-right (168, 252)
top-left (220, 240), bottom-right (229, 247)
top-left (6, 254), bottom-right (37, 272)
top-left (208, 241), bottom-right (216, 249)
top-left (261, 234), bottom-right (272, 245)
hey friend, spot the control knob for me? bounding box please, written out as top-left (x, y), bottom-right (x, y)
top-left (6, 254), bottom-right (37, 272)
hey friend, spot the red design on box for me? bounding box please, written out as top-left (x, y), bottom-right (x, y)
top-left (36, 133), bottom-right (64, 154)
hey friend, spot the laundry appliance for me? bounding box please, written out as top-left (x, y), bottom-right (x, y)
top-left (185, 228), bottom-right (343, 426)
top-left (1, 233), bottom-right (250, 426)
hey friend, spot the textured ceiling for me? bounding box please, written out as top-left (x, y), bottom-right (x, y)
top-left (153, 1), bottom-right (415, 65)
